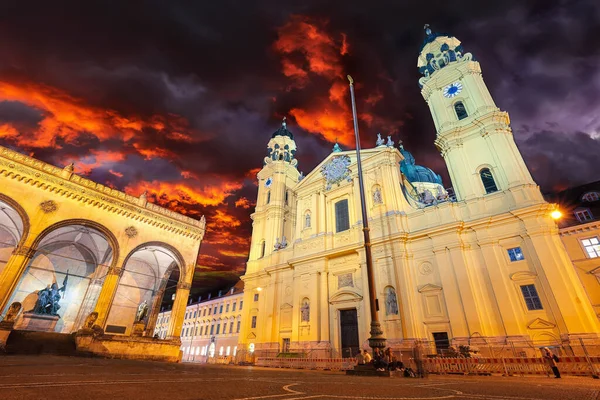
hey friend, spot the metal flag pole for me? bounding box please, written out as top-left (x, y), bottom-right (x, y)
top-left (347, 75), bottom-right (386, 352)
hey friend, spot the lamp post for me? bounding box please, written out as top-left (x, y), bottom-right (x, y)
top-left (347, 75), bottom-right (386, 352)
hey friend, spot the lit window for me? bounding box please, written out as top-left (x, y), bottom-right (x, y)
top-left (226, 346), bottom-right (231, 356)
top-left (454, 101), bottom-right (468, 120)
top-left (254, 293), bottom-right (259, 302)
top-left (251, 316), bottom-right (257, 329)
top-left (335, 199), bottom-right (350, 232)
top-left (233, 346), bottom-right (237, 356)
top-left (196, 347), bottom-right (200, 356)
top-left (520, 284), bottom-right (543, 310)
top-left (582, 192), bottom-right (600, 202)
top-left (507, 247), bottom-right (524, 262)
top-left (219, 346), bottom-right (224, 356)
top-left (582, 237), bottom-right (600, 258)
top-left (575, 209), bottom-right (593, 222)
top-left (480, 168), bottom-right (498, 194)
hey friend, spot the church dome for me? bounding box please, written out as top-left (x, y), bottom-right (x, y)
top-left (399, 144), bottom-right (442, 185)
top-left (271, 117), bottom-right (294, 140)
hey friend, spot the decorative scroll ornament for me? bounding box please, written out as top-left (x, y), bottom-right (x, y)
top-left (39, 200), bottom-right (58, 213)
top-left (124, 226), bottom-right (138, 238)
top-left (321, 155), bottom-right (352, 190)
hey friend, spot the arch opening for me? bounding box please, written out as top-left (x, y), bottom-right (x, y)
top-left (5, 224), bottom-right (114, 333)
top-left (105, 244), bottom-right (182, 336)
top-left (0, 199), bottom-right (26, 276)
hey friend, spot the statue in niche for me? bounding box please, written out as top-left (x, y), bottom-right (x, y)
top-left (300, 299), bottom-right (310, 322)
top-left (305, 212), bottom-right (311, 228)
top-left (136, 300), bottom-right (149, 322)
top-left (33, 272), bottom-right (69, 316)
top-left (385, 287), bottom-right (399, 315)
top-left (373, 187), bottom-right (383, 205)
top-left (376, 133), bottom-right (385, 147)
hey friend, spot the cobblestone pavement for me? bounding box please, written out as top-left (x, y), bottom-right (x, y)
top-left (0, 356), bottom-right (599, 400)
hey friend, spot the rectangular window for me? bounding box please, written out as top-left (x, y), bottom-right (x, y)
top-left (240, 301), bottom-right (243, 310)
top-left (216, 324), bottom-right (220, 335)
top-left (203, 309), bottom-right (206, 316)
top-left (229, 321), bottom-right (234, 333)
top-left (213, 307), bottom-right (217, 314)
top-left (507, 247), bottom-right (524, 262)
top-left (582, 237), bottom-right (600, 258)
top-left (193, 311), bottom-right (197, 318)
top-left (219, 305), bottom-right (223, 313)
top-left (222, 323), bottom-right (226, 334)
top-left (335, 199), bottom-right (350, 232)
top-left (226, 304), bottom-right (230, 313)
top-left (254, 293), bottom-right (259, 302)
top-left (210, 325), bottom-right (214, 335)
top-left (433, 332), bottom-right (450, 354)
top-left (520, 284), bottom-right (543, 310)
top-left (575, 209), bottom-right (594, 222)
top-left (232, 302), bottom-right (237, 312)
top-left (237, 320), bottom-right (241, 333)
top-left (208, 308), bottom-right (211, 315)
top-left (251, 316), bottom-right (257, 329)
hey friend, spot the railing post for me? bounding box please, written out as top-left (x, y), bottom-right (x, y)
top-left (580, 338), bottom-right (600, 379)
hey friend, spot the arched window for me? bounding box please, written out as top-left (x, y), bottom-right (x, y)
top-left (480, 168), bottom-right (498, 194)
top-left (305, 211), bottom-right (311, 228)
top-left (260, 241), bottom-right (266, 258)
top-left (454, 101), bottom-right (468, 120)
top-left (266, 191), bottom-right (271, 204)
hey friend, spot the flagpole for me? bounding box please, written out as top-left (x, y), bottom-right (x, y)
top-left (347, 75), bottom-right (386, 353)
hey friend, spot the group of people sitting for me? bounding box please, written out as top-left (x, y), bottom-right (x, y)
top-left (355, 348), bottom-right (420, 377)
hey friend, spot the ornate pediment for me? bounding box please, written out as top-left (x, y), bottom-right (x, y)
top-left (417, 284), bottom-right (443, 293)
top-left (329, 290), bottom-right (363, 305)
top-left (527, 318), bottom-right (556, 330)
top-left (510, 271), bottom-right (537, 281)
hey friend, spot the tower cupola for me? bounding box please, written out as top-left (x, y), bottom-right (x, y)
top-left (264, 117), bottom-right (298, 168)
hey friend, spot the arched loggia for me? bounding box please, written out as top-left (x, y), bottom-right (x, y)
top-left (4, 220), bottom-right (116, 333)
top-left (104, 242), bottom-right (185, 336)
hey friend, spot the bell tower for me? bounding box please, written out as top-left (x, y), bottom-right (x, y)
top-left (247, 118), bottom-right (300, 268)
top-left (418, 25), bottom-right (541, 204)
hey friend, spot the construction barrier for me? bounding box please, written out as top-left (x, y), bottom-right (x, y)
top-left (256, 357), bottom-right (356, 371)
top-left (421, 356), bottom-right (600, 378)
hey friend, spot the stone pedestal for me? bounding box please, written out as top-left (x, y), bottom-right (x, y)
top-left (14, 313), bottom-right (59, 332)
top-left (132, 322), bottom-right (145, 337)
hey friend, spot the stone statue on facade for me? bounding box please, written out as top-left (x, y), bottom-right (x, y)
top-left (300, 299), bottom-right (310, 322)
top-left (385, 287), bottom-right (399, 315)
top-left (422, 189), bottom-right (435, 205)
top-left (386, 136), bottom-right (394, 147)
top-left (274, 238), bottom-right (281, 251)
top-left (33, 272), bottom-right (68, 316)
top-left (376, 133), bottom-right (385, 147)
top-left (83, 312), bottom-right (99, 329)
top-left (136, 300), bottom-right (148, 322)
top-left (373, 187), bottom-right (383, 205)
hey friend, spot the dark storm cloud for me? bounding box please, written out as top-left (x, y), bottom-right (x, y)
top-left (0, 0), bottom-right (599, 293)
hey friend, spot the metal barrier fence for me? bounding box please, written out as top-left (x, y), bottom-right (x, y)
top-left (256, 357), bottom-right (356, 371)
top-left (420, 356), bottom-right (600, 378)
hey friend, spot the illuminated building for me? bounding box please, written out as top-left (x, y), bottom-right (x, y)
top-left (238, 27), bottom-right (600, 358)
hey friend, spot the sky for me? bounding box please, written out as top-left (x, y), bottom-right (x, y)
top-left (0, 0), bottom-right (599, 294)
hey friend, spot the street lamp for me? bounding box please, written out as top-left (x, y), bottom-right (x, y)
top-left (347, 75), bottom-right (386, 352)
top-left (551, 209), bottom-right (562, 220)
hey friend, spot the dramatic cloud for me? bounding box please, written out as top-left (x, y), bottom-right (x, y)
top-left (0, 0), bottom-right (598, 297)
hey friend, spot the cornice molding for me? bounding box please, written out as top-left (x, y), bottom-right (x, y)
top-left (0, 146), bottom-right (205, 240)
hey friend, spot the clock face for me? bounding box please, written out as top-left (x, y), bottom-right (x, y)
top-left (443, 82), bottom-right (463, 98)
top-left (265, 177), bottom-right (273, 188)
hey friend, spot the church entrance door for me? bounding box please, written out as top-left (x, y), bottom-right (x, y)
top-left (340, 309), bottom-right (359, 358)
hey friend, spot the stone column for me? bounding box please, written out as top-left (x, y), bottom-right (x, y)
top-left (166, 282), bottom-right (190, 339)
top-left (93, 264), bottom-right (123, 328)
top-left (0, 244), bottom-right (36, 312)
top-left (145, 287), bottom-right (165, 336)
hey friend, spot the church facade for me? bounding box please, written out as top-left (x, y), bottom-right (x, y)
top-left (238, 28), bottom-right (600, 358)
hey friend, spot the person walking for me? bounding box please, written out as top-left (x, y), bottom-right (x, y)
top-left (414, 340), bottom-right (426, 378)
top-left (542, 347), bottom-right (561, 378)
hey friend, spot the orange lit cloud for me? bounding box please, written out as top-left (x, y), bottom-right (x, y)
top-left (235, 197), bottom-right (253, 209)
top-left (66, 149), bottom-right (126, 175)
top-left (0, 80), bottom-right (200, 157)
